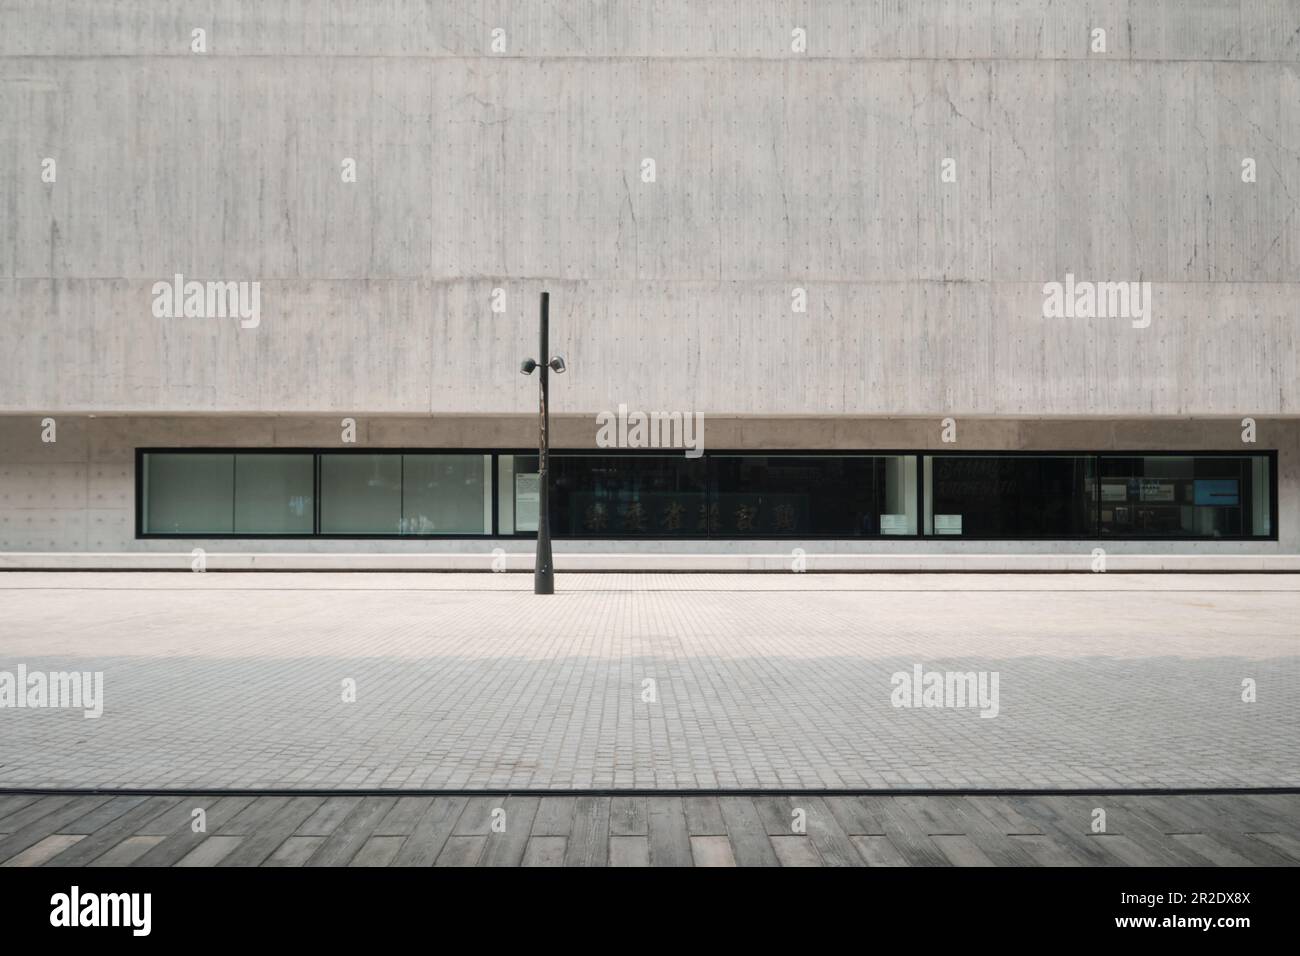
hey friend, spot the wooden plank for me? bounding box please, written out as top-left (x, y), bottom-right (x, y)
top-left (60, 795), bottom-right (150, 835)
top-left (690, 835), bottom-right (736, 867)
top-left (609, 797), bottom-right (647, 836)
top-left (520, 836), bottom-right (567, 867)
top-left (682, 796), bottom-right (726, 836)
top-left (1248, 832), bottom-right (1300, 863)
top-left (1036, 796), bottom-right (1197, 865)
top-left (295, 797), bottom-right (364, 837)
top-left (851, 835), bottom-right (908, 867)
top-left (964, 796), bottom-right (1044, 836)
top-left (932, 834), bottom-right (996, 867)
top-left (435, 835), bottom-right (486, 867)
top-left (133, 796), bottom-right (254, 867)
top-left (530, 797), bottom-right (576, 837)
top-left (934, 796), bottom-right (1038, 866)
top-left (391, 797), bottom-right (467, 867)
top-left (219, 796), bottom-right (326, 867)
top-left (871, 798), bottom-right (950, 866)
top-left (564, 796), bottom-right (610, 867)
top-left (136, 797), bottom-right (226, 837)
top-left (46, 797), bottom-right (183, 867)
top-left (1148, 796), bottom-right (1296, 865)
top-left (1103, 798), bottom-right (1262, 866)
top-left (1171, 833), bottom-right (1257, 866)
top-left (1, 834), bottom-right (85, 867)
top-left (265, 836), bottom-right (326, 867)
top-left (176, 835), bottom-right (242, 867)
top-left (1004, 797), bottom-right (1115, 866)
top-left (1199, 794), bottom-right (1296, 833)
top-left (453, 797), bottom-right (502, 836)
top-left (303, 797), bottom-right (396, 867)
top-left (218, 796), bottom-right (295, 836)
top-left (0, 796), bottom-right (40, 826)
top-left (0, 796), bottom-right (111, 864)
top-left (802, 797), bottom-right (865, 867)
top-left (375, 797), bottom-right (434, 837)
top-left (771, 835), bottom-right (821, 866)
top-left (718, 797), bottom-right (779, 867)
top-left (646, 797), bottom-right (692, 867)
top-left (1087, 835), bottom-right (1167, 867)
top-left (89, 835), bottom-right (165, 867)
top-left (1007, 834), bottom-right (1083, 867)
top-left (0, 796), bottom-right (88, 844)
top-left (893, 796), bottom-right (963, 835)
top-left (1239, 794), bottom-right (1300, 829)
top-left (479, 795), bottom-right (539, 868)
top-left (751, 795), bottom-right (799, 836)
top-left (824, 796), bottom-right (884, 836)
top-left (608, 835), bottom-right (649, 866)
top-left (351, 835), bottom-right (406, 867)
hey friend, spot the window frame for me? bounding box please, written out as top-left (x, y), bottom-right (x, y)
top-left (923, 450), bottom-right (1278, 542)
top-left (134, 447), bottom-right (1279, 542)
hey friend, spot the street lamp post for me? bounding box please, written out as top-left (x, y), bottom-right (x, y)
top-left (519, 291), bottom-right (566, 595)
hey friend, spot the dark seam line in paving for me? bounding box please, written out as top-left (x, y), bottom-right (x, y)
top-left (4, 587), bottom-right (1298, 594)
top-left (4, 787), bottom-right (1298, 798)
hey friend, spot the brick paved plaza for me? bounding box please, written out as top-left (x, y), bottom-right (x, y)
top-left (0, 573), bottom-right (1296, 791)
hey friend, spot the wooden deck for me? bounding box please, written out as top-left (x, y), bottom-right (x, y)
top-left (1, 793), bottom-right (1297, 867)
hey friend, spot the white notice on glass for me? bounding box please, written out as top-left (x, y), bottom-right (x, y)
top-left (515, 473), bottom-right (540, 532)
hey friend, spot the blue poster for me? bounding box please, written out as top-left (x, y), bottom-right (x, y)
top-left (1194, 479), bottom-right (1239, 506)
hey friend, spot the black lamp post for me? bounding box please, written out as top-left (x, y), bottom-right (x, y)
top-left (519, 291), bottom-right (566, 594)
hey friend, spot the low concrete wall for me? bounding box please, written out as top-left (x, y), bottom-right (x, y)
top-left (3, 551), bottom-right (1300, 573)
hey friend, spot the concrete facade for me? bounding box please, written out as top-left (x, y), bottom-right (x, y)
top-left (1, 2), bottom-right (1297, 561)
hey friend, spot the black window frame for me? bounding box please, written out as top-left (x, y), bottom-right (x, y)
top-left (134, 447), bottom-right (1279, 542)
top-left (923, 450), bottom-right (1278, 542)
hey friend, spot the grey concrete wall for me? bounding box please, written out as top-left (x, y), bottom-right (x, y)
top-left (0, 414), bottom-right (1294, 554)
top-left (1, 2), bottom-right (1298, 417)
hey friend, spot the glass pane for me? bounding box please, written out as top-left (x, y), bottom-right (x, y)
top-left (1250, 455), bottom-right (1271, 536)
top-left (401, 454), bottom-right (491, 534)
top-left (880, 455), bottom-right (918, 535)
top-left (709, 455), bottom-right (887, 536)
top-left (319, 454), bottom-right (401, 534)
top-left (234, 454), bottom-right (314, 534)
top-left (143, 452), bottom-right (234, 534)
top-left (498, 454), bottom-right (708, 536)
top-left (1097, 456), bottom-right (1267, 537)
top-left (554, 454), bottom-right (706, 536)
top-left (926, 456), bottom-right (1094, 537)
top-left (503, 455), bottom-right (539, 533)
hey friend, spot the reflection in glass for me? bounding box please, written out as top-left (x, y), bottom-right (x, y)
top-left (234, 454), bottom-right (313, 534)
top-left (319, 454), bottom-right (401, 534)
top-left (144, 453), bottom-right (234, 534)
top-left (401, 454), bottom-right (491, 534)
top-left (926, 456), bottom-right (1094, 537)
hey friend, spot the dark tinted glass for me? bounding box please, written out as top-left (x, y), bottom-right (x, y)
top-left (1096, 456), bottom-right (1267, 537)
top-left (544, 454), bottom-right (708, 536)
top-left (929, 456), bottom-right (1093, 537)
top-left (709, 456), bottom-right (882, 536)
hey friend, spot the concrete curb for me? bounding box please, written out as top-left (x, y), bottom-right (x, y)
top-left (3, 552), bottom-right (1299, 572)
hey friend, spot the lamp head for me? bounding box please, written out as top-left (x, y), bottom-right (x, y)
top-left (519, 358), bottom-right (538, 375)
top-left (548, 355), bottom-right (567, 374)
